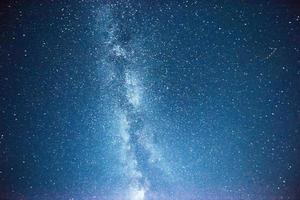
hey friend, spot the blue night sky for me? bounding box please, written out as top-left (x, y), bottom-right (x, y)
top-left (1, 1), bottom-right (300, 199)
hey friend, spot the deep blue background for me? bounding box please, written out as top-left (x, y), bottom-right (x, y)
top-left (1, 0), bottom-right (299, 199)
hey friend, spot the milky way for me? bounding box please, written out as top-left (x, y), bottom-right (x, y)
top-left (95, 6), bottom-right (171, 199)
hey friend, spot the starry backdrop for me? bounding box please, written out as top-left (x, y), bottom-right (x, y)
top-left (0, 0), bottom-right (300, 199)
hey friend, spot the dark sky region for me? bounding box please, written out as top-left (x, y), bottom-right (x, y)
top-left (0, 0), bottom-right (300, 199)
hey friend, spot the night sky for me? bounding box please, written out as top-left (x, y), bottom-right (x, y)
top-left (1, 0), bottom-right (300, 199)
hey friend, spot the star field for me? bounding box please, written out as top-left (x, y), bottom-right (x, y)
top-left (0, 1), bottom-right (300, 199)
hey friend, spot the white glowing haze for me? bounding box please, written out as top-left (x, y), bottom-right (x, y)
top-left (96, 6), bottom-right (173, 199)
